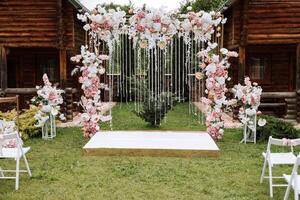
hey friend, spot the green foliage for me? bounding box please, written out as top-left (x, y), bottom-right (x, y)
top-left (130, 75), bottom-right (177, 127)
top-left (179, 0), bottom-right (225, 13)
top-left (256, 115), bottom-right (300, 142)
top-left (135, 92), bottom-right (176, 127)
top-left (0, 106), bottom-right (41, 140)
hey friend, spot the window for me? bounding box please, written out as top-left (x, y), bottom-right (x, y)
top-left (37, 56), bottom-right (59, 83)
top-left (247, 55), bottom-right (271, 84)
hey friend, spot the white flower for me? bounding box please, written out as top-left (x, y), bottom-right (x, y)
top-left (80, 113), bottom-right (90, 122)
top-left (51, 108), bottom-right (58, 116)
top-left (258, 118), bottom-right (267, 127)
top-left (99, 68), bottom-right (106, 75)
top-left (245, 108), bottom-right (256, 116)
top-left (221, 18), bottom-right (227, 24)
top-left (90, 14), bottom-right (103, 24)
top-left (59, 114), bottom-right (66, 121)
top-left (220, 48), bottom-right (229, 55)
top-left (205, 63), bottom-right (216, 74)
top-left (83, 24), bottom-right (91, 31)
top-left (187, 6), bottom-right (192, 11)
top-left (41, 105), bottom-right (52, 113)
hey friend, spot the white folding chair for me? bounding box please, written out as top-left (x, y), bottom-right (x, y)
top-left (0, 131), bottom-right (32, 190)
top-left (284, 155), bottom-right (300, 200)
top-left (260, 136), bottom-right (297, 198)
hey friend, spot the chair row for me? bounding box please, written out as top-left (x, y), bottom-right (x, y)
top-left (261, 136), bottom-right (300, 199)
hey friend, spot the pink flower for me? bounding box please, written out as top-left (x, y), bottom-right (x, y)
top-left (43, 74), bottom-right (52, 86)
top-left (136, 24), bottom-right (145, 32)
top-left (136, 11), bottom-right (145, 19)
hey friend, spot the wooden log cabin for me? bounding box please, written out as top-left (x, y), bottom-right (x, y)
top-left (0, 0), bottom-right (87, 120)
top-left (221, 0), bottom-right (300, 122)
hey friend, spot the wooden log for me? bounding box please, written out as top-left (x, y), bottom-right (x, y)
top-left (5, 88), bottom-right (37, 94)
top-left (261, 92), bottom-right (297, 98)
top-left (65, 88), bottom-right (73, 121)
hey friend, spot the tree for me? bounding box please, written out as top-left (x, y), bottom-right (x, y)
top-left (179, 0), bottom-right (225, 13)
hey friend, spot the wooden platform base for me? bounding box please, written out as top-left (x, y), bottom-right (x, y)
top-left (83, 131), bottom-right (220, 158)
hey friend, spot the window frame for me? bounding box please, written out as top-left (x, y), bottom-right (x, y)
top-left (246, 53), bottom-right (272, 84)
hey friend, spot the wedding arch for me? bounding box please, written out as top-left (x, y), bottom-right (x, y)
top-left (71, 6), bottom-right (238, 139)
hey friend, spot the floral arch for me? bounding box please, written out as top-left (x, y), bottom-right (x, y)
top-left (71, 6), bottom-right (238, 139)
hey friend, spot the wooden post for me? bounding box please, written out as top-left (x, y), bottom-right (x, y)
top-left (57, 0), bottom-right (66, 86)
top-left (59, 49), bottom-right (67, 86)
top-left (296, 44), bottom-right (300, 91)
top-left (238, 0), bottom-right (249, 83)
top-left (0, 46), bottom-right (7, 91)
top-left (238, 46), bottom-right (246, 82)
top-left (296, 44), bottom-right (300, 122)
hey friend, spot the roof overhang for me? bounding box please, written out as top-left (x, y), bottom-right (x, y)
top-left (68, 0), bottom-right (90, 13)
top-left (218, 0), bottom-right (240, 12)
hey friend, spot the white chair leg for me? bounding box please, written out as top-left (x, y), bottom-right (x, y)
top-left (23, 154), bottom-right (32, 177)
top-left (0, 167), bottom-right (4, 177)
top-left (284, 184), bottom-right (291, 200)
top-left (295, 190), bottom-right (299, 200)
top-left (268, 164), bottom-right (273, 198)
top-left (244, 127), bottom-right (247, 144)
top-left (260, 158), bottom-right (267, 183)
top-left (15, 158), bottom-right (20, 190)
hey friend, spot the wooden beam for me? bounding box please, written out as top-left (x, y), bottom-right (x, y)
top-left (240, 0), bottom-right (249, 46)
top-left (0, 46), bottom-right (7, 90)
top-left (5, 88), bottom-right (37, 94)
top-left (59, 49), bottom-right (67, 86)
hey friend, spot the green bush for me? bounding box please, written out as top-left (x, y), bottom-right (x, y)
top-left (0, 105), bottom-right (41, 140)
top-left (256, 115), bottom-right (299, 142)
top-left (135, 92), bottom-right (176, 127)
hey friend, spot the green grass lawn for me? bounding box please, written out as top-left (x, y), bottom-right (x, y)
top-left (0, 103), bottom-right (295, 199)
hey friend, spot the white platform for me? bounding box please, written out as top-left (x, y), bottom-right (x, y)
top-left (83, 131), bottom-right (220, 157)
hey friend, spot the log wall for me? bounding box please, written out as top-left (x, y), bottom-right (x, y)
top-left (224, 0), bottom-right (300, 47)
top-left (0, 0), bottom-right (81, 49)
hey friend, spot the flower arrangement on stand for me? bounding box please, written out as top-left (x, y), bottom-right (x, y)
top-left (197, 43), bottom-right (238, 139)
top-left (32, 74), bottom-right (65, 139)
top-left (71, 46), bottom-right (111, 138)
top-left (232, 77), bottom-right (266, 143)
